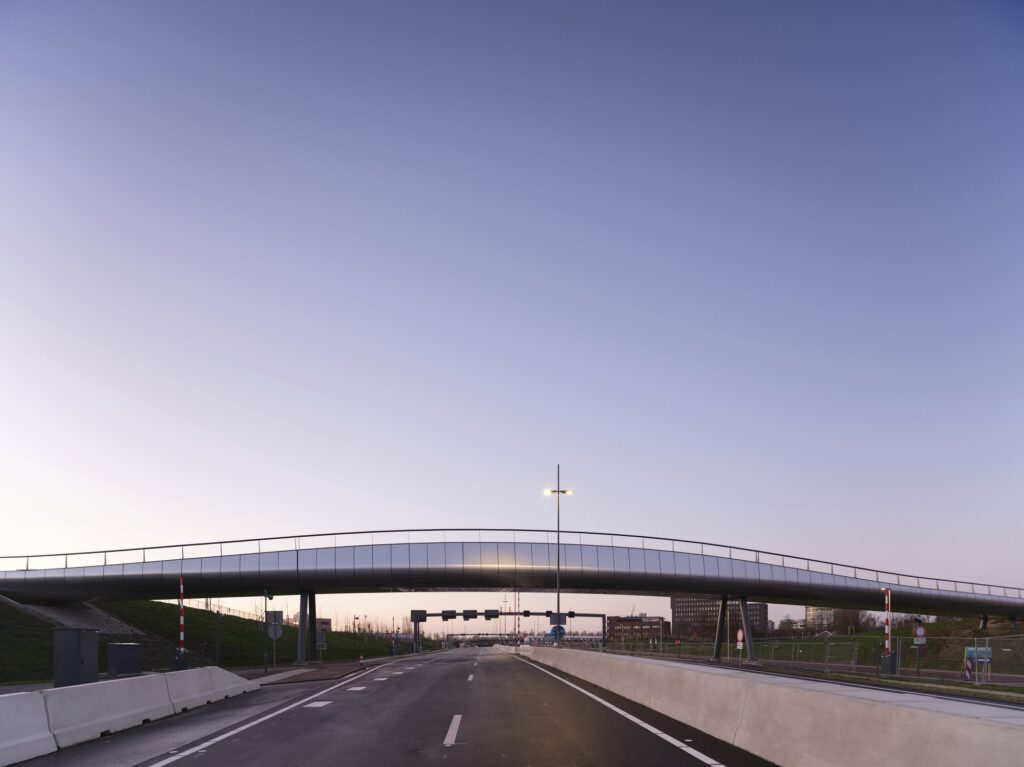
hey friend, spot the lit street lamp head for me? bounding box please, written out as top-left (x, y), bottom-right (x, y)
top-left (543, 489), bottom-right (574, 495)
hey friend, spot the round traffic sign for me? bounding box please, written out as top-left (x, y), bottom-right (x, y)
top-left (736, 628), bottom-right (744, 642)
top-left (267, 623), bottom-right (283, 640)
top-left (914, 625), bottom-right (925, 638)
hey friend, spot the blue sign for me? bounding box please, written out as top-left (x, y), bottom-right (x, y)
top-left (966, 647), bottom-right (993, 663)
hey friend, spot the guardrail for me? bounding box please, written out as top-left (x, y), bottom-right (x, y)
top-left (1, 527), bottom-right (1021, 598)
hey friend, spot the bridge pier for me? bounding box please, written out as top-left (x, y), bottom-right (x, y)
top-left (738, 596), bottom-right (758, 664)
top-left (297, 592), bottom-right (308, 664)
top-left (308, 592), bottom-right (318, 661)
top-left (712, 595), bottom-right (728, 661)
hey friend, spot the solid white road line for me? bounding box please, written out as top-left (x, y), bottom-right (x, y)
top-left (443, 714), bottom-right (462, 747)
top-left (147, 664), bottom-right (382, 767)
top-left (467, 674), bottom-right (474, 681)
top-left (304, 702), bottom-right (332, 708)
top-left (513, 656), bottom-right (725, 767)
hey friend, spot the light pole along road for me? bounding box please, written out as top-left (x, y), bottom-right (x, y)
top-left (544, 464), bottom-right (573, 645)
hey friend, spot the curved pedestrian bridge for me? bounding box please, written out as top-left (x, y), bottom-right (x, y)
top-left (1, 528), bottom-right (1020, 617)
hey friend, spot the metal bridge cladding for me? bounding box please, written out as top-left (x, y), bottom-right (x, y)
top-left (0, 529), bottom-right (1021, 619)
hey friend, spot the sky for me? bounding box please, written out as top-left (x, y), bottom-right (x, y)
top-left (1, 1), bottom-right (1022, 634)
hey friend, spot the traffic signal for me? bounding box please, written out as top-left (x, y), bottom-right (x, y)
top-left (545, 610), bottom-right (553, 617)
top-left (522, 610), bottom-right (531, 617)
top-left (567, 611), bottom-right (576, 618)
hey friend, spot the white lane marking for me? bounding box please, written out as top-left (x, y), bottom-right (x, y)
top-left (147, 664), bottom-right (382, 766)
top-left (304, 701), bottom-right (332, 708)
top-left (373, 677), bottom-right (389, 681)
top-left (391, 671), bottom-right (404, 675)
top-left (473, 662), bottom-right (478, 667)
top-left (467, 674), bottom-right (474, 681)
top-left (443, 714), bottom-right (462, 747)
top-left (513, 656), bottom-right (725, 766)
top-left (347, 686), bottom-right (367, 691)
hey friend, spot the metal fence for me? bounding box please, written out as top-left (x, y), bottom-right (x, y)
top-left (601, 635), bottom-right (1024, 685)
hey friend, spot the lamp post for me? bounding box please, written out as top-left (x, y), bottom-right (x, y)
top-left (544, 464), bottom-right (573, 647)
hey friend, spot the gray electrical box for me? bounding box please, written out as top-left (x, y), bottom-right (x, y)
top-left (107, 643), bottom-right (143, 677)
top-left (53, 628), bottom-right (99, 687)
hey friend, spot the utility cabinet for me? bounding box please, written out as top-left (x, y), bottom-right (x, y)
top-left (53, 628), bottom-right (99, 687)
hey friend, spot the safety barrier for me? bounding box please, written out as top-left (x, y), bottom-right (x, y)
top-left (501, 645), bottom-right (1024, 767)
top-left (0, 692), bottom-right (57, 767)
top-left (40, 675), bottom-right (175, 748)
top-left (165, 667), bottom-right (257, 713)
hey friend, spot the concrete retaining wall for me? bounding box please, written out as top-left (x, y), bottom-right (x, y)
top-left (165, 667), bottom-right (258, 713)
top-left (502, 646), bottom-right (1024, 767)
top-left (0, 692), bottom-right (57, 767)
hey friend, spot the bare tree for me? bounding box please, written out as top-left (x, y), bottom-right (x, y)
top-left (831, 609), bottom-right (864, 634)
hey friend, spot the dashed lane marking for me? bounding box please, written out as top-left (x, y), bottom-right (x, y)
top-left (467, 674), bottom-right (474, 681)
top-left (443, 714), bottom-right (462, 747)
top-left (146, 664), bottom-right (382, 766)
top-left (347, 686), bottom-right (367, 691)
top-left (304, 702), bottom-right (332, 708)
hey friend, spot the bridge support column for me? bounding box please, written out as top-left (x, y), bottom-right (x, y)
top-left (297, 592), bottom-right (308, 664)
top-left (712, 596), bottom-right (728, 661)
top-left (738, 596), bottom-right (759, 664)
top-left (308, 592), bottom-right (318, 661)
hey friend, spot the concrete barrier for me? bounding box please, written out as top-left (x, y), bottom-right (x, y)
top-left (0, 692), bottom-right (57, 766)
top-left (41, 674), bottom-right (175, 748)
top-left (165, 667), bottom-right (257, 713)
top-left (505, 646), bottom-right (1024, 767)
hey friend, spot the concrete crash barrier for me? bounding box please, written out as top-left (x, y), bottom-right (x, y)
top-left (41, 674), bottom-right (175, 749)
top-left (508, 646), bottom-right (1024, 767)
top-left (165, 667), bottom-right (258, 713)
top-left (0, 692), bottom-right (58, 767)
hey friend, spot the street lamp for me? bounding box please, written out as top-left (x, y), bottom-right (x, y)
top-left (543, 464), bottom-right (573, 646)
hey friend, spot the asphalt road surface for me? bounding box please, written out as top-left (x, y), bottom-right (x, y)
top-left (27, 648), bottom-right (773, 767)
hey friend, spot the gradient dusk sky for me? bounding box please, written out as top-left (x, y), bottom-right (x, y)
top-left (2, 1), bottom-right (1022, 630)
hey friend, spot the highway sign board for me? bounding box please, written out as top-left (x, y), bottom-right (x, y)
top-left (267, 623), bottom-right (283, 641)
top-left (267, 610), bottom-right (283, 625)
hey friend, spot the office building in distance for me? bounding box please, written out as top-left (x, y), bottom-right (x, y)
top-left (669, 594), bottom-right (769, 638)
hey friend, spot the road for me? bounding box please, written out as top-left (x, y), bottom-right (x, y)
top-left (24, 647), bottom-right (772, 766)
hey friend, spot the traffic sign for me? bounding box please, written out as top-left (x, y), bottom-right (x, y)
top-left (267, 610), bottom-right (283, 625)
top-left (267, 623), bottom-right (283, 641)
top-left (736, 628), bottom-right (744, 650)
top-left (913, 624), bottom-right (926, 645)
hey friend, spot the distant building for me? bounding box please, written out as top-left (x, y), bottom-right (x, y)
top-left (670, 594), bottom-right (769, 638)
top-left (805, 606), bottom-right (835, 631)
top-left (607, 614), bottom-right (670, 642)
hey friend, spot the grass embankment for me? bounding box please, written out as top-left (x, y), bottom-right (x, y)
top-left (98, 600), bottom-right (398, 668)
top-left (0, 602), bottom-right (54, 683)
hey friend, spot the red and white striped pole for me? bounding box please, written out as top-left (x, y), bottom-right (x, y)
top-left (178, 575), bottom-right (185, 652)
top-left (883, 587), bottom-right (891, 657)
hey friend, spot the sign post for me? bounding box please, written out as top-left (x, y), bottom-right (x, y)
top-left (267, 610), bottom-right (283, 669)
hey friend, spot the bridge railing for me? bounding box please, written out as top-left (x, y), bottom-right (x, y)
top-left (1, 528), bottom-right (1021, 599)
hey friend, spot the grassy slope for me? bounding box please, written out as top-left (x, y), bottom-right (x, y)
top-left (0, 602), bottom-right (54, 683)
top-left (98, 600), bottom-right (398, 667)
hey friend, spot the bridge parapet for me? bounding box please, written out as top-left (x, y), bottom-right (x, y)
top-left (1, 528), bottom-right (1020, 616)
